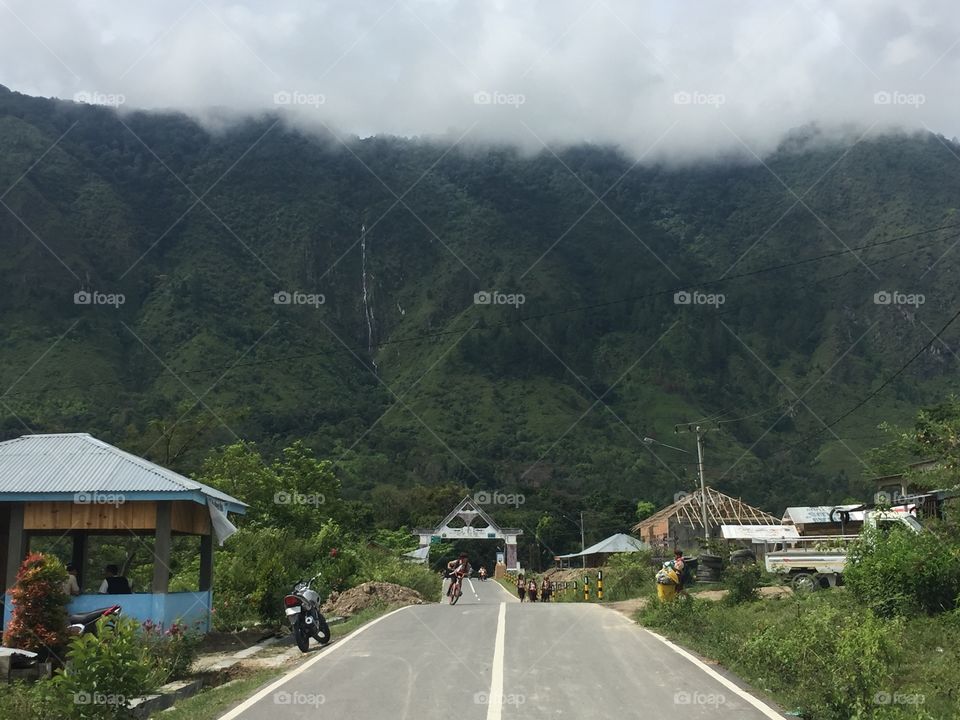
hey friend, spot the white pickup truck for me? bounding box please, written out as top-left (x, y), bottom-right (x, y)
top-left (763, 509), bottom-right (923, 592)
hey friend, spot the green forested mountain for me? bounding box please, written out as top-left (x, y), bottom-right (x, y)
top-left (2, 84), bottom-right (959, 552)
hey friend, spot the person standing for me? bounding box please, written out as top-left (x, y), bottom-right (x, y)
top-left (527, 576), bottom-right (538, 602)
top-left (672, 550), bottom-right (688, 597)
top-left (517, 574), bottom-right (526, 602)
top-left (63, 563), bottom-right (81, 596)
top-left (540, 577), bottom-right (552, 602)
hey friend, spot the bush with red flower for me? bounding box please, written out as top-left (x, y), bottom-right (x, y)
top-left (2, 552), bottom-right (70, 659)
top-left (139, 618), bottom-right (203, 682)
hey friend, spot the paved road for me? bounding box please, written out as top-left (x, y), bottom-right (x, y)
top-left (221, 579), bottom-right (783, 720)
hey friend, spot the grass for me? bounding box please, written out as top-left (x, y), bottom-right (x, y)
top-left (154, 668), bottom-right (284, 720)
top-left (152, 603), bottom-right (403, 720)
top-left (637, 591), bottom-right (960, 720)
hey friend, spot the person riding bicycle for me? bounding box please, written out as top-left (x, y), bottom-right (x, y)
top-left (445, 553), bottom-right (471, 597)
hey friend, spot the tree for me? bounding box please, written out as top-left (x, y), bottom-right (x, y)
top-left (2, 552), bottom-right (70, 660)
top-left (867, 397), bottom-right (960, 491)
top-left (198, 441), bottom-right (344, 536)
top-left (635, 500), bottom-right (656, 522)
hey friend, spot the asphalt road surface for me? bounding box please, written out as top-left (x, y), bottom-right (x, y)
top-left (221, 578), bottom-right (784, 720)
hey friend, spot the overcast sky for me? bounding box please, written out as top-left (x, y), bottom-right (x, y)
top-left (1, 0), bottom-right (958, 161)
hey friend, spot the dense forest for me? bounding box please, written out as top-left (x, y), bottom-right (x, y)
top-left (2, 84), bottom-right (959, 563)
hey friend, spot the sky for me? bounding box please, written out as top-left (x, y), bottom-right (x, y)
top-left (1, 0), bottom-right (958, 161)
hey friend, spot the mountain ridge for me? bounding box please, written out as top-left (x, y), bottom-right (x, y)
top-left (2, 87), bottom-right (959, 524)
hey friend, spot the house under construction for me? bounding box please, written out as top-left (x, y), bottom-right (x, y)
top-left (632, 487), bottom-right (779, 555)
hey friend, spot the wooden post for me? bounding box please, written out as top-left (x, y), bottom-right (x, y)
top-left (152, 501), bottom-right (172, 593)
top-left (71, 532), bottom-right (87, 589)
top-left (4, 505), bottom-right (25, 592)
top-left (199, 533), bottom-right (214, 591)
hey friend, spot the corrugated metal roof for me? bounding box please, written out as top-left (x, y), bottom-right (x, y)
top-left (556, 533), bottom-right (648, 558)
top-left (0, 433), bottom-right (246, 510)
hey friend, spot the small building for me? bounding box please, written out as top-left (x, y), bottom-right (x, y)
top-left (632, 487), bottom-right (779, 556)
top-left (781, 505), bottom-right (864, 536)
top-left (873, 459), bottom-right (939, 502)
top-left (554, 533), bottom-right (649, 568)
top-left (0, 433), bottom-right (246, 633)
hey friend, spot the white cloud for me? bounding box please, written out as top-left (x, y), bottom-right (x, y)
top-left (1, 0), bottom-right (958, 161)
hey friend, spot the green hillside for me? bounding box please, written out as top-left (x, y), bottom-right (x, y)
top-left (2, 84), bottom-right (959, 552)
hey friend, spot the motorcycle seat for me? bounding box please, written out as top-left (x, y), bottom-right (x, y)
top-left (68, 607), bottom-right (116, 625)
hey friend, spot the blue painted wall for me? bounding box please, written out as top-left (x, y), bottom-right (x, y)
top-left (3, 591), bottom-right (212, 634)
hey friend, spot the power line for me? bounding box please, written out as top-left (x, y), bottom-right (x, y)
top-left (780, 304), bottom-right (960, 452)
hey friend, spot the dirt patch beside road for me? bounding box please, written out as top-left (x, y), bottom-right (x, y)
top-left (691, 585), bottom-right (792, 601)
top-left (603, 585), bottom-right (792, 620)
top-left (322, 581), bottom-right (426, 617)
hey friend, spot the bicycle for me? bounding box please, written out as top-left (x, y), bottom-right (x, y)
top-left (448, 573), bottom-right (464, 605)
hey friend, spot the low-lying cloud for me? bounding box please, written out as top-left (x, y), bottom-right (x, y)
top-left (1, 0), bottom-right (958, 161)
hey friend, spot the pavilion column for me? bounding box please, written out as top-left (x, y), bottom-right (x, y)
top-left (152, 501), bottom-right (172, 593)
top-left (71, 532), bottom-right (87, 588)
top-left (4, 505), bottom-right (26, 592)
top-left (198, 533), bottom-right (213, 592)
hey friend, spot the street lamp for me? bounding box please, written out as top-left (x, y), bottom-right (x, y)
top-left (642, 437), bottom-right (691, 455)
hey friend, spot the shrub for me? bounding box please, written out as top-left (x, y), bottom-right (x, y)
top-left (740, 597), bottom-right (900, 720)
top-left (0, 681), bottom-right (57, 720)
top-left (845, 527), bottom-right (960, 617)
top-left (213, 526), bottom-right (332, 628)
top-left (353, 546), bottom-right (441, 599)
top-left (141, 620), bottom-right (202, 682)
top-left (49, 616), bottom-right (157, 719)
top-left (723, 562), bottom-right (761, 604)
top-left (214, 522), bottom-right (441, 628)
top-left (2, 552), bottom-right (70, 660)
top-left (639, 592), bottom-right (704, 631)
top-left (603, 550), bottom-right (654, 601)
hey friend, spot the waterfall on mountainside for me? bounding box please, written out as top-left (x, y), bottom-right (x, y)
top-left (360, 223), bottom-right (376, 368)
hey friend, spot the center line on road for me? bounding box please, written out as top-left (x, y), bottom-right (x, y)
top-left (486, 602), bottom-right (507, 720)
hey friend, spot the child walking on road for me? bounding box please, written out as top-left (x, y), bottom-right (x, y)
top-left (517, 574), bottom-right (526, 602)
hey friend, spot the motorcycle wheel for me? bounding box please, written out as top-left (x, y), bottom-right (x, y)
top-left (292, 622), bottom-right (310, 652)
top-left (313, 617), bottom-right (331, 645)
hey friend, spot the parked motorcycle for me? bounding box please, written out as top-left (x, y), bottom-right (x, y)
top-left (0, 606), bottom-right (121, 671)
top-left (66, 604), bottom-right (122, 636)
top-left (283, 574), bottom-right (330, 652)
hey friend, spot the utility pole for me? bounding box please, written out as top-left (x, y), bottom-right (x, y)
top-left (580, 511), bottom-right (586, 569)
top-left (695, 426), bottom-right (709, 543)
top-left (672, 423), bottom-right (719, 543)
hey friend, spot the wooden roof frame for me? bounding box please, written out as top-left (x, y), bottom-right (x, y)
top-left (632, 487), bottom-right (778, 533)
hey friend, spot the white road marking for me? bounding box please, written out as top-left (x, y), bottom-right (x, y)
top-left (642, 627), bottom-right (784, 719)
top-left (215, 605), bottom-right (413, 720)
top-left (466, 577), bottom-right (480, 600)
top-left (485, 602), bottom-right (507, 720)
top-left (491, 578), bottom-right (521, 602)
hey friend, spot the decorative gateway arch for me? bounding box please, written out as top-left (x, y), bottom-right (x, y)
top-left (413, 496), bottom-right (522, 572)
